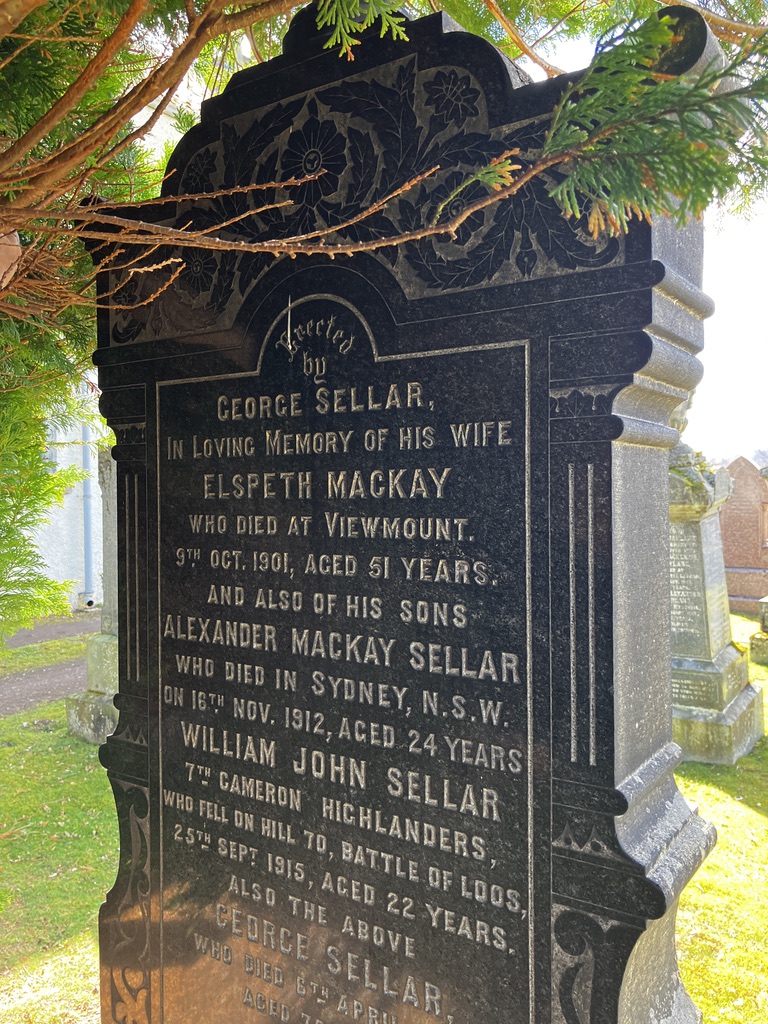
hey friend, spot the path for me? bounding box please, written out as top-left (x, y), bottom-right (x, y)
top-left (0, 660), bottom-right (90, 716)
top-left (0, 611), bottom-right (102, 717)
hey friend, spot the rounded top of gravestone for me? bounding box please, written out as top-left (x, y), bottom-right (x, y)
top-left (655, 7), bottom-right (716, 78)
top-left (726, 456), bottom-right (768, 489)
top-left (669, 443), bottom-right (732, 518)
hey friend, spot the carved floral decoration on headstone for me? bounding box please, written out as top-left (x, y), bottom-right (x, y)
top-left (108, 57), bottom-right (620, 345)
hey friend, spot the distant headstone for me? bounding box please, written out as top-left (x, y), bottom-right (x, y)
top-left (749, 596), bottom-right (768, 665)
top-left (66, 449), bottom-right (120, 743)
top-left (91, 7), bottom-right (716, 1024)
top-left (720, 457), bottom-right (768, 613)
top-left (668, 442), bottom-right (763, 763)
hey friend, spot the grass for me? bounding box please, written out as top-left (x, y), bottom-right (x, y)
top-left (0, 616), bottom-right (765, 1023)
top-left (675, 613), bottom-right (768, 1023)
top-left (0, 636), bottom-right (93, 679)
top-left (0, 701), bottom-right (117, 1024)
top-left (0, 934), bottom-right (101, 1024)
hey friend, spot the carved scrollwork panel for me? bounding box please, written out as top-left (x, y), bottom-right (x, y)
top-left (102, 782), bottom-right (151, 1024)
top-left (553, 907), bottom-right (642, 1024)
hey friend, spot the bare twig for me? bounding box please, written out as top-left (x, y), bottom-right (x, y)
top-left (532, 3), bottom-right (589, 49)
top-left (14, 157), bottom-right (559, 264)
top-left (0, 0), bottom-right (152, 174)
top-left (482, 0), bottom-right (564, 77)
top-left (244, 23), bottom-right (265, 62)
top-left (0, 3), bottom-right (76, 74)
top-left (106, 260), bottom-right (186, 308)
top-left (0, 0), bottom-right (48, 41)
top-left (0, 0), bottom-right (297, 203)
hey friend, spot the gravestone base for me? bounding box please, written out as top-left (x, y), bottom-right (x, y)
top-left (750, 633), bottom-right (768, 665)
top-left (672, 642), bottom-right (749, 711)
top-left (672, 683), bottom-right (764, 765)
top-left (749, 597), bottom-right (768, 664)
top-left (65, 632), bottom-right (118, 744)
top-left (65, 690), bottom-right (118, 745)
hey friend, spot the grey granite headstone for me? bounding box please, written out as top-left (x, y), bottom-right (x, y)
top-left (66, 449), bottom-right (120, 743)
top-left (89, 6), bottom-right (717, 1023)
top-left (669, 442), bottom-right (763, 763)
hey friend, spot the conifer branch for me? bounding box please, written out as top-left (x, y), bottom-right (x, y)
top-left (3, 3), bottom-right (768, 329)
top-left (316, 0), bottom-right (407, 59)
top-left (0, 0), bottom-right (151, 174)
top-left (0, 0), bottom-right (297, 202)
top-left (653, 1), bottom-right (768, 44)
top-left (0, 0), bottom-right (48, 40)
top-left (481, 0), bottom-right (564, 76)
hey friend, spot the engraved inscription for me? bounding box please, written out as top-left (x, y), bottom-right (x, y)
top-left (156, 301), bottom-right (531, 1024)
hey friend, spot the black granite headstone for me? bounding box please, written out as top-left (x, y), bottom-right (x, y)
top-left (93, 7), bottom-right (716, 1024)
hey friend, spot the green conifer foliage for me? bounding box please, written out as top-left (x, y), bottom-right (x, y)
top-left (0, 384), bottom-right (83, 643)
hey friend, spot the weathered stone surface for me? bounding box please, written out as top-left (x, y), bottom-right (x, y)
top-left (86, 630), bottom-right (119, 694)
top-left (91, 7), bottom-right (716, 1023)
top-left (673, 685), bottom-right (764, 764)
top-left (750, 633), bottom-right (768, 665)
top-left (65, 690), bottom-right (119, 746)
top-left (668, 443), bottom-right (763, 763)
top-left (749, 596), bottom-right (768, 665)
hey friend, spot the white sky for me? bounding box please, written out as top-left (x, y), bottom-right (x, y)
top-left (544, 38), bottom-right (767, 466)
top-left (685, 206), bottom-right (768, 463)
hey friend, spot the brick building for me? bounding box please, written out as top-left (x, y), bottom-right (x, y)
top-left (720, 456), bottom-right (768, 613)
